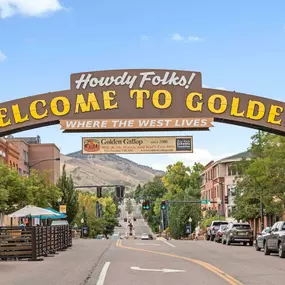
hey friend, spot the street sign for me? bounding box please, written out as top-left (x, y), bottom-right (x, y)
top-left (200, 200), bottom-right (210, 204)
top-left (59, 205), bottom-right (67, 213)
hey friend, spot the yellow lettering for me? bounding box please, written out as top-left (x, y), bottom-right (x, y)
top-left (50, 97), bottom-right (70, 116)
top-left (246, 100), bottom-right (265, 120)
top-left (208, 94), bottom-right (227, 114)
top-left (30, 100), bottom-right (48, 120)
top-left (0, 108), bottom-right (11, 127)
top-left (75, 93), bottom-right (101, 113)
top-left (103, 91), bottom-right (118, 110)
top-left (12, 104), bottom-right (29, 123)
top-left (152, 90), bottom-right (172, 109)
top-left (268, 104), bottom-right (283, 125)
top-left (130, 90), bottom-right (150, 109)
top-left (186, 92), bottom-right (203, 111)
top-left (231, 97), bottom-right (245, 117)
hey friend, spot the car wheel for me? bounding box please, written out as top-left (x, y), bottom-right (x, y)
top-left (278, 242), bottom-right (285, 258)
top-left (249, 241), bottom-right (253, 246)
top-left (206, 235), bottom-right (210, 241)
top-left (264, 241), bottom-right (271, 255)
top-left (210, 235), bottom-right (215, 241)
top-left (255, 242), bottom-right (261, 251)
top-left (243, 242), bottom-right (247, 246)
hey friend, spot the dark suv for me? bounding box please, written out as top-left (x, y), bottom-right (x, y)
top-left (222, 223), bottom-right (253, 246)
top-left (264, 221), bottom-right (285, 258)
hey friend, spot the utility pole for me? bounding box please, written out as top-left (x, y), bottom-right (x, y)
top-left (258, 130), bottom-right (264, 231)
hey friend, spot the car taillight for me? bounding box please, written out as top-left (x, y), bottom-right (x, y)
top-left (219, 232), bottom-right (222, 236)
top-left (212, 226), bottom-right (215, 230)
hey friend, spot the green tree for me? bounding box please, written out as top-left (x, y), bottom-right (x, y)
top-left (57, 164), bottom-right (79, 224)
top-left (0, 164), bottom-right (30, 213)
top-left (27, 169), bottom-right (62, 208)
top-left (233, 131), bottom-right (285, 221)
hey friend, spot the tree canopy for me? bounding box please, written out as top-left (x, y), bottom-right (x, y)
top-left (135, 162), bottom-right (204, 238)
top-left (233, 131), bottom-right (285, 221)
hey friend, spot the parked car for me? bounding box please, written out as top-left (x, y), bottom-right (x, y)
top-left (263, 221), bottom-right (285, 258)
top-left (255, 227), bottom-right (271, 251)
top-left (207, 221), bottom-right (228, 241)
top-left (215, 224), bottom-right (228, 243)
top-left (222, 223), bottom-right (253, 246)
top-left (141, 233), bottom-right (150, 240)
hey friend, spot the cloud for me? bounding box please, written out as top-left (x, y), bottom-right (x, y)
top-left (151, 149), bottom-right (234, 171)
top-left (0, 50), bottom-right (6, 61)
top-left (140, 35), bottom-right (149, 41)
top-left (0, 0), bottom-right (63, 19)
top-left (171, 33), bottom-right (204, 42)
top-left (187, 36), bottom-right (204, 42)
top-left (172, 33), bottom-right (184, 41)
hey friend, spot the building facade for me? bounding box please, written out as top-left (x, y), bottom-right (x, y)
top-left (200, 151), bottom-right (251, 220)
top-left (6, 139), bottom-right (29, 175)
top-left (5, 136), bottom-right (60, 183)
top-left (28, 143), bottom-right (60, 183)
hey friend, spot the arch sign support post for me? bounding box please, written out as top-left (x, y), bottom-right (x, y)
top-left (0, 69), bottom-right (285, 137)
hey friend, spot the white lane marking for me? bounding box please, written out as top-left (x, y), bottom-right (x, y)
top-left (161, 239), bottom-right (175, 248)
top-left (97, 262), bottom-right (111, 285)
top-left (130, 266), bottom-right (185, 273)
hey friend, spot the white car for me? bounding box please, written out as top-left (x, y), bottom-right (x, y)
top-left (141, 233), bottom-right (150, 240)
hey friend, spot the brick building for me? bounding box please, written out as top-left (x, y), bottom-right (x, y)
top-left (5, 136), bottom-right (60, 184)
top-left (200, 151), bottom-right (251, 219)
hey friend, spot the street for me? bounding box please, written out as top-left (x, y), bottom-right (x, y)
top-left (2, 221), bottom-right (285, 285)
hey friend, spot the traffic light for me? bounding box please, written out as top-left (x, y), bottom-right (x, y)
top-left (97, 186), bottom-right (102, 198)
top-left (120, 185), bottom-right (125, 199)
top-left (142, 200), bottom-right (150, 210)
top-left (116, 186), bottom-right (121, 198)
top-left (225, 196), bottom-right (228, 204)
top-left (161, 200), bottom-right (166, 210)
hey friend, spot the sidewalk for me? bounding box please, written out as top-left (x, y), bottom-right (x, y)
top-left (0, 239), bottom-right (112, 285)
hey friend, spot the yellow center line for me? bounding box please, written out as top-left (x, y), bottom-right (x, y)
top-left (116, 240), bottom-right (243, 285)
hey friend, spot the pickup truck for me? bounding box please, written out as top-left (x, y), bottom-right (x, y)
top-left (206, 220), bottom-right (228, 241)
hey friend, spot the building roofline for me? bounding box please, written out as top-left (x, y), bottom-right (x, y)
top-left (29, 143), bottom-right (60, 152)
top-left (6, 138), bottom-right (29, 146)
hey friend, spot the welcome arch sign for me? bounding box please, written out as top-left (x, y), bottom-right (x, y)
top-left (0, 69), bottom-right (285, 136)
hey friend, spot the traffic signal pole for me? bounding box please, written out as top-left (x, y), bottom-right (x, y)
top-left (161, 200), bottom-right (218, 231)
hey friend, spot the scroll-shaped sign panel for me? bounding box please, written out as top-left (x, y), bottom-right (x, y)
top-left (0, 69), bottom-right (284, 136)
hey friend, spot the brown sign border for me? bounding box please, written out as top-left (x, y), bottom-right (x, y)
top-left (0, 69), bottom-right (285, 136)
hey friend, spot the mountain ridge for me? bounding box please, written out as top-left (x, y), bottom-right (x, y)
top-left (60, 151), bottom-right (164, 189)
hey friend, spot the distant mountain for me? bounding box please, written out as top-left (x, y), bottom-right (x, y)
top-left (60, 151), bottom-right (164, 189)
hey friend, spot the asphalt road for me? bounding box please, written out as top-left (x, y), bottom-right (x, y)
top-left (3, 237), bottom-right (285, 285)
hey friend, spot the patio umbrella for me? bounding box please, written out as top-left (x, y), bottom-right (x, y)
top-left (33, 207), bottom-right (67, 220)
top-left (8, 205), bottom-right (62, 218)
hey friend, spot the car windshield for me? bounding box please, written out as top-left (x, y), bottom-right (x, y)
top-left (213, 222), bottom-right (228, 226)
top-left (220, 225), bottom-right (227, 230)
top-left (233, 224), bottom-right (251, 229)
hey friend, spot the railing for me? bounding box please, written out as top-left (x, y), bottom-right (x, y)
top-left (0, 225), bottom-right (72, 261)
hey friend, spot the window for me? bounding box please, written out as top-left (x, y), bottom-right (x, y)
top-left (228, 164), bottom-right (237, 176)
top-left (23, 150), bottom-right (28, 164)
top-left (214, 167), bottom-right (218, 178)
top-left (233, 224), bottom-right (251, 229)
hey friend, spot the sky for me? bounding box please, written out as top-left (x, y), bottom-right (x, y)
top-left (0, 0), bottom-right (285, 171)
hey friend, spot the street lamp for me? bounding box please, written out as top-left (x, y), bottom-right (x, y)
top-left (28, 157), bottom-right (60, 175)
